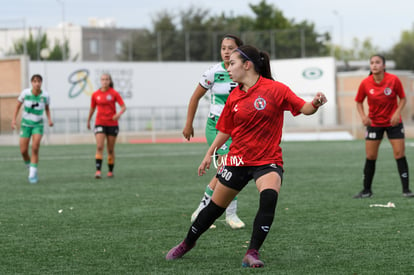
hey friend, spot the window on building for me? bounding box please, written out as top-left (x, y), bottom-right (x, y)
top-left (115, 40), bottom-right (123, 55)
top-left (89, 39), bottom-right (99, 54)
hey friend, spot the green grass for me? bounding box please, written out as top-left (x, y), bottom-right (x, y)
top-left (1, 140), bottom-right (414, 274)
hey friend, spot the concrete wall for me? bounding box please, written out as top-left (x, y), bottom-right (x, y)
top-left (0, 56), bottom-right (28, 133)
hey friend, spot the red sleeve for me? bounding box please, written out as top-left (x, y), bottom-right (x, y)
top-left (355, 80), bottom-right (367, 103)
top-left (216, 98), bottom-right (234, 135)
top-left (108, 88), bottom-right (125, 107)
top-left (115, 91), bottom-right (125, 106)
top-left (90, 92), bottom-right (97, 108)
top-left (394, 76), bottom-right (406, 99)
top-left (280, 85), bottom-right (306, 116)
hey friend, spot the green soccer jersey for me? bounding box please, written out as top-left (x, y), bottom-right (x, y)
top-left (18, 88), bottom-right (50, 127)
top-left (199, 62), bottom-right (238, 117)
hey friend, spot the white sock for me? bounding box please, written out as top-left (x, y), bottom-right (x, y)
top-left (226, 199), bottom-right (238, 217)
top-left (29, 165), bottom-right (37, 178)
top-left (197, 191), bottom-right (212, 211)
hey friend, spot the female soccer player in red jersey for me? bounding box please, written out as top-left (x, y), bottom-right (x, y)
top-left (183, 34), bottom-right (245, 229)
top-left (166, 45), bottom-right (327, 267)
top-left (353, 55), bottom-right (414, 198)
top-left (87, 73), bottom-right (126, 179)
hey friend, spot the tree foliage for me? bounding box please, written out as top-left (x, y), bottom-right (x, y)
top-left (391, 30), bottom-right (414, 70)
top-left (12, 32), bottom-right (47, 61)
top-left (121, 0), bottom-right (331, 61)
top-left (333, 37), bottom-right (380, 61)
top-left (11, 31), bottom-right (69, 61)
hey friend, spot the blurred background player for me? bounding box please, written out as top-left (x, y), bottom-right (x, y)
top-left (182, 34), bottom-right (245, 229)
top-left (87, 73), bottom-right (126, 179)
top-left (11, 74), bottom-right (53, 184)
top-left (353, 55), bottom-right (414, 198)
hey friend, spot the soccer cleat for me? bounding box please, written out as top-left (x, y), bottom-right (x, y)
top-left (353, 190), bottom-right (373, 199)
top-left (107, 171), bottom-right (114, 178)
top-left (28, 175), bottom-right (38, 184)
top-left (226, 214), bottom-right (245, 229)
top-left (403, 190), bottom-right (414, 197)
top-left (242, 249), bottom-right (264, 268)
top-left (165, 240), bottom-right (195, 260)
top-left (95, 171), bottom-right (102, 179)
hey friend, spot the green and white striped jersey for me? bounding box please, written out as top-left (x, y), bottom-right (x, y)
top-left (18, 88), bottom-right (50, 127)
top-left (199, 62), bottom-right (238, 117)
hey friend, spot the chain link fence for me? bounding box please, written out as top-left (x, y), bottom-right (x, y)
top-left (1, 24), bottom-right (332, 62)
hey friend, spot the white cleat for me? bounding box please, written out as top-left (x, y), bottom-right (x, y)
top-left (226, 214), bottom-right (245, 229)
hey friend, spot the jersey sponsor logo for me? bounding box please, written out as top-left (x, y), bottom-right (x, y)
top-left (254, 97), bottom-right (266, 110)
top-left (214, 73), bottom-right (233, 83)
top-left (369, 89), bottom-right (375, 95)
top-left (229, 82), bottom-right (237, 93)
top-left (233, 104), bottom-right (239, 112)
top-left (384, 88), bottom-right (392, 96)
top-left (216, 73), bottom-right (225, 81)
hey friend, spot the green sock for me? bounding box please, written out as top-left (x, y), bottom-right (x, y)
top-left (205, 185), bottom-right (214, 197)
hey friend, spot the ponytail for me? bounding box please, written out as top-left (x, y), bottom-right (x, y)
top-left (258, 51), bottom-right (272, 80)
top-left (235, 45), bottom-right (274, 80)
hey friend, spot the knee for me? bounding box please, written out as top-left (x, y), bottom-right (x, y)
top-left (31, 145), bottom-right (40, 155)
top-left (20, 147), bottom-right (28, 155)
top-left (96, 145), bottom-right (104, 152)
top-left (394, 151), bottom-right (405, 159)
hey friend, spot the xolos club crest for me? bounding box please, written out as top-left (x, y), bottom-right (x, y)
top-left (254, 96), bottom-right (266, 110)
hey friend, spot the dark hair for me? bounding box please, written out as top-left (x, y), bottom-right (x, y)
top-left (102, 73), bottom-right (114, 88)
top-left (235, 45), bottom-right (273, 80)
top-left (221, 34), bottom-right (243, 47)
top-left (31, 74), bottom-right (43, 82)
top-left (369, 54), bottom-right (386, 75)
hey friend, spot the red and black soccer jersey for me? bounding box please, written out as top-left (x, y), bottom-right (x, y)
top-left (91, 87), bottom-right (125, 126)
top-left (355, 72), bottom-right (405, 127)
top-left (216, 76), bottom-right (306, 168)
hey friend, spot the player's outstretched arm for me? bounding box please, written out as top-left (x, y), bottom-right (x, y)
top-left (301, 92), bottom-right (327, 115)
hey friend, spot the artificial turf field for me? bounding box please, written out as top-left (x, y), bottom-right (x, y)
top-left (1, 140), bottom-right (414, 274)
